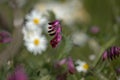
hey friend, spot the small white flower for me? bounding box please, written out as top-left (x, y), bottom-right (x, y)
top-left (25, 9), bottom-right (47, 30)
top-left (72, 32), bottom-right (89, 46)
top-left (75, 60), bottom-right (89, 73)
top-left (22, 27), bottom-right (41, 41)
top-left (24, 35), bottom-right (47, 55)
top-left (89, 54), bottom-right (96, 61)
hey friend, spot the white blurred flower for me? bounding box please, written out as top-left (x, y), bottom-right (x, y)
top-left (7, 60), bottom-right (13, 66)
top-left (25, 9), bottom-right (47, 30)
top-left (81, 77), bottom-right (85, 80)
top-left (75, 60), bottom-right (89, 73)
top-left (88, 38), bottom-right (100, 53)
top-left (117, 77), bottom-right (120, 80)
top-left (72, 32), bottom-right (89, 46)
top-left (89, 54), bottom-right (96, 61)
top-left (35, 0), bottom-right (90, 26)
top-left (22, 27), bottom-right (41, 41)
top-left (25, 21), bottom-right (42, 31)
top-left (24, 35), bottom-right (47, 55)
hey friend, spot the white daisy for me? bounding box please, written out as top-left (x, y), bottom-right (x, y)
top-left (22, 27), bottom-right (41, 41)
top-left (75, 60), bottom-right (89, 73)
top-left (25, 9), bottom-right (47, 30)
top-left (25, 21), bottom-right (39, 31)
top-left (24, 35), bottom-right (47, 55)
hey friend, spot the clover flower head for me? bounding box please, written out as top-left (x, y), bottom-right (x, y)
top-left (48, 20), bottom-right (62, 48)
top-left (102, 46), bottom-right (120, 60)
top-left (55, 57), bottom-right (76, 74)
top-left (0, 31), bottom-right (12, 43)
top-left (67, 57), bottom-right (76, 74)
top-left (7, 65), bottom-right (28, 80)
top-left (90, 26), bottom-right (100, 34)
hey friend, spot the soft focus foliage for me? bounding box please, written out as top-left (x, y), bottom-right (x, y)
top-left (0, 0), bottom-right (120, 80)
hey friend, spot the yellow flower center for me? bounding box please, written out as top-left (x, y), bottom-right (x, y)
top-left (33, 18), bottom-right (40, 24)
top-left (34, 39), bottom-right (40, 46)
top-left (83, 63), bottom-right (89, 70)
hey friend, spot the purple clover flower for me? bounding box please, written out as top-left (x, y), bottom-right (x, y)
top-left (102, 51), bottom-right (108, 61)
top-left (102, 46), bottom-right (120, 61)
top-left (54, 58), bottom-right (67, 68)
top-left (7, 65), bottom-right (28, 80)
top-left (55, 57), bottom-right (76, 74)
top-left (0, 31), bottom-right (12, 43)
top-left (48, 20), bottom-right (62, 48)
top-left (67, 57), bottom-right (76, 74)
top-left (90, 26), bottom-right (100, 34)
top-left (50, 34), bottom-right (62, 48)
top-left (55, 57), bottom-right (76, 80)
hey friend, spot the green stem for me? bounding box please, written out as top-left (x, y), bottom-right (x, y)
top-left (72, 75), bottom-right (78, 80)
top-left (89, 70), bottom-right (109, 80)
top-left (58, 35), bottom-right (73, 59)
top-left (110, 0), bottom-right (119, 36)
top-left (108, 61), bottom-right (118, 80)
top-left (110, 0), bottom-right (119, 21)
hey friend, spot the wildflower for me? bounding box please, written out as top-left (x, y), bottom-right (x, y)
top-left (7, 65), bottom-right (28, 80)
top-left (0, 31), bottom-right (12, 43)
top-left (102, 51), bottom-right (108, 60)
top-left (55, 57), bottom-right (76, 74)
top-left (55, 57), bottom-right (76, 80)
top-left (25, 9), bottom-right (47, 30)
top-left (102, 46), bottom-right (120, 60)
top-left (75, 60), bottom-right (89, 73)
top-left (67, 57), bottom-right (76, 74)
top-left (22, 27), bottom-right (41, 41)
top-left (24, 35), bottom-right (47, 55)
top-left (35, 0), bottom-right (89, 26)
top-left (54, 58), bottom-right (67, 68)
top-left (24, 21), bottom-right (41, 31)
top-left (72, 32), bottom-right (88, 46)
top-left (90, 26), bottom-right (100, 34)
top-left (50, 34), bottom-right (62, 48)
top-left (48, 20), bottom-right (62, 48)
top-left (89, 54), bottom-right (96, 61)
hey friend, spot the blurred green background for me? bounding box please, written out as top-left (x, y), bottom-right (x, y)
top-left (0, 0), bottom-right (120, 80)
